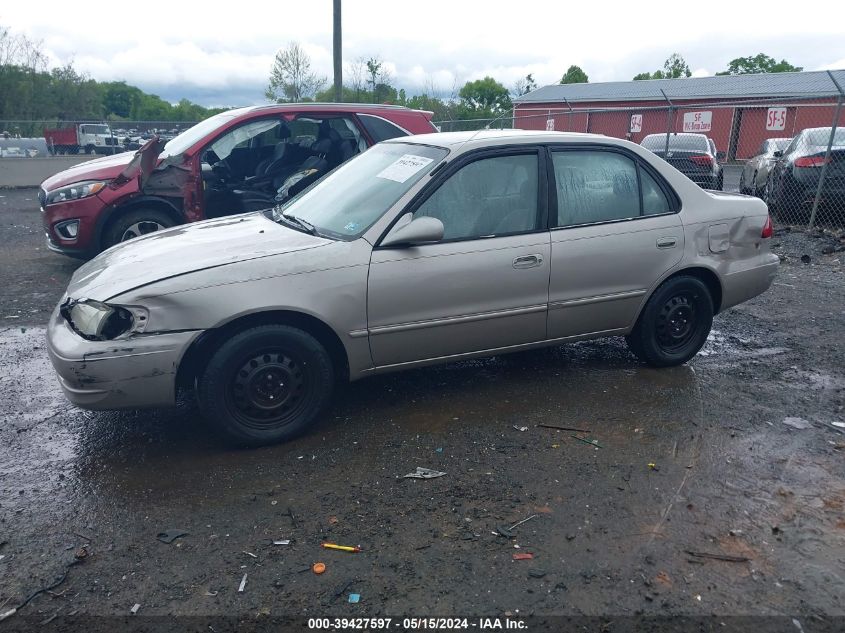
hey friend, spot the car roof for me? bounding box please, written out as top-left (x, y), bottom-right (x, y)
top-left (387, 129), bottom-right (606, 150)
top-left (228, 103), bottom-right (431, 116)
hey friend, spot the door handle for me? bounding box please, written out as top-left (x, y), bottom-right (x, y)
top-left (656, 237), bottom-right (677, 249)
top-left (513, 254), bottom-right (543, 269)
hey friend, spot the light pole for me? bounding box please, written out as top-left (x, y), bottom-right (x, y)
top-left (333, 0), bottom-right (342, 102)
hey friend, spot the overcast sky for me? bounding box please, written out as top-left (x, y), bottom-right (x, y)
top-left (4, 0), bottom-right (845, 107)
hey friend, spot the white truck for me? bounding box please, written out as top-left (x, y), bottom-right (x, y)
top-left (43, 123), bottom-right (122, 155)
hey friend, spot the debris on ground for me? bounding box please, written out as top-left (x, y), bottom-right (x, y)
top-left (648, 463), bottom-right (659, 471)
top-left (685, 550), bottom-right (750, 563)
top-left (322, 542), bottom-right (361, 553)
top-left (800, 255), bottom-right (811, 264)
top-left (272, 540), bottom-right (291, 546)
top-left (512, 553), bottom-right (534, 560)
top-left (312, 562), bottom-right (326, 574)
top-left (348, 593), bottom-right (361, 603)
top-left (513, 425), bottom-right (528, 432)
top-left (528, 569), bottom-right (547, 578)
top-left (156, 529), bottom-right (188, 544)
top-left (538, 423), bottom-right (589, 433)
top-left (404, 467), bottom-right (446, 479)
top-left (243, 551), bottom-right (258, 558)
top-left (238, 573), bottom-right (248, 592)
top-left (571, 435), bottom-right (602, 448)
top-left (130, 603), bottom-right (140, 615)
top-left (783, 417), bottom-right (813, 430)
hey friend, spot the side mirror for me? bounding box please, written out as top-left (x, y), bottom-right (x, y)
top-left (381, 214), bottom-right (444, 247)
top-left (773, 150), bottom-right (783, 158)
top-left (716, 151), bottom-right (726, 161)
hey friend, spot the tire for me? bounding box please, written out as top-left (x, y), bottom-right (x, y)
top-left (197, 325), bottom-right (334, 446)
top-left (738, 171), bottom-right (747, 194)
top-left (716, 173), bottom-right (723, 191)
top-left (625, 276), bottom-right (714, 367)
top-left (750, 170), bottom-right (759, 197)
top-left (102, 208), bottom-right (176, 249)
top-left (85, 145), bottom-right (95, 155)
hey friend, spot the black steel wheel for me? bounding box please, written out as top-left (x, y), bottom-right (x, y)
top-left (626, 276), bottom-right (713, 367)
top-left (197, 325), bottom-right (334, 446)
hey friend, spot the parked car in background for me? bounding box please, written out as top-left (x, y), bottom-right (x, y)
top-left (39, 103), bottom-right (438, 258)
top-left (740, 137), bottom-right (792, 197)
top-left (641, 133), bottom-right (723, 190)
top-left (47, 130), bottom-right (778, 446)
top-left (765, 127), bottom-right (845, 219)
top-left (44, 123), bottom-right (122, 155)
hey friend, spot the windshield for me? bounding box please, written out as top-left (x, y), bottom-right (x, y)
top-left (271, 142), bottom-right (448, 240)
top-left (641, 134), bottom-right (709, 152)
top-left (160, 110), bottom-right (240, 157)
top-left (80, 124), bottom-right (109, 135)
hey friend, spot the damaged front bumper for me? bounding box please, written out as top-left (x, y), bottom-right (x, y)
top-left (46, 305), bottom-right (202, 410)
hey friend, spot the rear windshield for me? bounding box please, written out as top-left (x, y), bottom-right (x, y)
top-left (805, 128), bottom-right (845, 146)
top-left (641, 134), bottom-right (709, 152)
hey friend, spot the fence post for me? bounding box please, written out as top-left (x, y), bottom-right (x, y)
top-left (808, 71), bottom-right (844, 230)
top-left (660, 89), bottom-right (674, 154)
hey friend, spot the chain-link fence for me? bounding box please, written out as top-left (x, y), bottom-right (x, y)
top-left (0, 120), bottom-right (198, 157)
top-left (437, 71), bottom-right (845, 229)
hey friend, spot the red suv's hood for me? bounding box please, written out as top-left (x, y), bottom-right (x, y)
top-left (41, 137), bottom-right (165, 192)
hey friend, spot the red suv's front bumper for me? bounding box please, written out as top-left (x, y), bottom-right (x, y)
top-left (40, 187), bottom-right (107, 258)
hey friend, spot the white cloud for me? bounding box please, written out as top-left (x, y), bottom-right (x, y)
top-left (3, 0), bottom-right (844, 106)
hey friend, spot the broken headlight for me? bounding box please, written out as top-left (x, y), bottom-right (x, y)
top-left (60, 299), bottom-right (147, 341)
top-left (45, 180), bottom-right (108, 205)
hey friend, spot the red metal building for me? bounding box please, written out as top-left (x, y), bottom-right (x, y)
top-left (512, 70), bottom-right (845, 160)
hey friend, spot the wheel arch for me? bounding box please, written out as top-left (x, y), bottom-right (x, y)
top-left (633, 265), bottom-right (724, 329)
top-left (659, 266), bottom-right (723, 314)
top-left (96, 196), bottom-right (183, 251)
top-left (176, 309), bottom-right (350, 392)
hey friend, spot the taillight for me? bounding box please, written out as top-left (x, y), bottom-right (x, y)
top-left (761, 215), bottom-right (773, 239)
top-left (689, 154), bottom-right (713, 166)
top-left (794, 155), bottom-right (829, 168)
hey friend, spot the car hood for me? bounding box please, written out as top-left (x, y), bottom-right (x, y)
top-left (67, 212), bottom-right (332, 300)
top-left (41, 136), bottom-right (166, 191)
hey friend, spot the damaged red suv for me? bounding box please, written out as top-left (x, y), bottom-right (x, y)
top-left (40, 103), bottom-right (437, 257)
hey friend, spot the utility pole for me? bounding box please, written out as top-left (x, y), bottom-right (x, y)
top-left (333, 0), bottom-right (342, 102)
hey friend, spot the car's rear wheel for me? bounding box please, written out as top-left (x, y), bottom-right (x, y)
top-left (197, 325), bottom-right (334, 446)
top-left (102, 209), bottom-right (175, 249)
top-left (625, 276), bottom-right (713, 367)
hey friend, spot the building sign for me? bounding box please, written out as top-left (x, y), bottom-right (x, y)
top-left (630, 114), bottom-right (643, 133)
top-left (546, 118), bottom-right (555, 131)
top-left (682, 111), bottom-right (712, 132)
top-left (766, 107), bottom-right (787, 131)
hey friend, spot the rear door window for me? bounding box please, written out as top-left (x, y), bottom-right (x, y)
top-left (358, 114), bottom-right (409, 143)
top-left (551, 149), bottom-right (675, 227)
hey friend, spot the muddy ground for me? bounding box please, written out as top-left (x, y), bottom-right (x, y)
top-left (1, 188), bottom-right (844, 631)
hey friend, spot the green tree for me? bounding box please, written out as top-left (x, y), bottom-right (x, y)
top-left (662, 53), bottom-right (691, 79)
top-left (633, 54), bottom-right (690, 80)
top-left (716, 54), bottom-right (802, 75)
top-left (265, 42), bottom-right (326, 102)
top-left (459, 76), bottom-right (511, 115)
top-left (513, 73), bottom-right (537, 96)
top-left (560, 65), bottom-right (588, 84)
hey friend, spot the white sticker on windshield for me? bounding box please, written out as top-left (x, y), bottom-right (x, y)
top-left (376, 154), bottom-right (434, 183)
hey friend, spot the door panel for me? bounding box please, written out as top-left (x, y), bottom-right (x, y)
top-left (548, 214), bottom-right (683, 338)
top-left (547, 147), bottom-right (683, 339)
top-left (368, 234), bottom-right (551, 366)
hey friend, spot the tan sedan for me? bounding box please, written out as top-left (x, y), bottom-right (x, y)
top-left (47, 130), bottom-right (779, 446)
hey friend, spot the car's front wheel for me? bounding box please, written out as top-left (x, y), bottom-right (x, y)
top-left (625, 276), bottom-right (714, 367)
top-left (197, 325), bottom-right (334, 446)
top-left (102, 209), bottom-right (176, 250)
